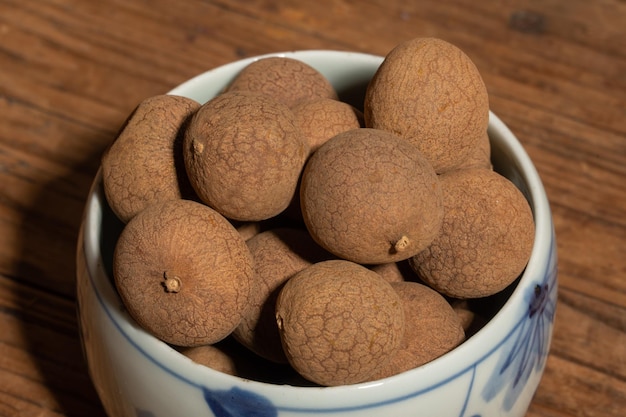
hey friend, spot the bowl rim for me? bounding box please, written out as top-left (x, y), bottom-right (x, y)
top-left (80, 49), bottom-right (555, 411)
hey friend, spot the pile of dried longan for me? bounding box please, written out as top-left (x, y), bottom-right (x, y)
top-left (103, 37), bottom-right (535, 387)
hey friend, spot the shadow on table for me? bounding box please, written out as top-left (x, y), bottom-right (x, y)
top-left (14, 142), bottom-right (110, 417)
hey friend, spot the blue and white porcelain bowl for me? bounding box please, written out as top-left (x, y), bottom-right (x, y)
top-left (76, 50), bottom-right (558, 417)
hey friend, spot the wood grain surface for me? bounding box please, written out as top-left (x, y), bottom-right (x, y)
top-left (0, 0), bottom-right (624, 416)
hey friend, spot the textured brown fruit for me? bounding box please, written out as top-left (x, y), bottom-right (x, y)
top-left (226, 57), bottom-right (338, 107)
top-left (275, 260), bottom-right (405, 386)
top-left (455, 131), bottom-right (492, 171)
top-left (183, 90), bottom-right (309, 221)
top-left (449, 299), bottom-right (489, 337)
top-left (102, 94), bottom-right (200, 222)
top-left (292, 98), bottom-right (363, 154)
top-left (181, 344), bottom-right (238, 376)
top-left (233, 228), bottom-right (333, 363)
top-left (369, 261), bottom-right (417, 283)
top-left (410, 168), bottom-right (535, 298)
top-left (113, 199), bottom-right (254, 347)
top-left (235, 221), bottom-right (262, 241)
top-left (371, 281), bottom-right (465, 379)
top-left (300, 128), bottom-right (443, 264)
top-left (364, 37), bottom-right (489, 173)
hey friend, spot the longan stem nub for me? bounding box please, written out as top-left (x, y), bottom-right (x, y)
top-left (394, 235), bottom-right (411, 252)
top-left (162, 271), bottom-right (181, 293)
top-left (192, 140), bottom-right (204, 154)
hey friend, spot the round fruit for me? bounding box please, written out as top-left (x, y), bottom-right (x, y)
top-left (300, 128), bottom-right (443, 264)
top-left (275, 260), bottom-right (405, 386)
top-left (102, 94), bottom-right (200, 222)
top-left (371, 281), bottom-right (465, 379)
top-left (410, 168), bottom-right (535, 298)
top-left (364, 37), bottom-right (489, 173)
top-left (225, 56), bottom-right (338, 107)
top-left (113, 199), bottom-right (254, 346)
top-left (181, 344), bottom-right (238, 376)
top-left (233, 228), bottom-right (332, 363)
top-left (183, 90), bottom-right (309, 221)
top-left (292, 98), bottom-right (363, 154)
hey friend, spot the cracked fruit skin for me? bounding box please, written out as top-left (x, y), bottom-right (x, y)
top-left (364, 37), bottom-right (489, 174)
top-left (183, 90), bottom-right (309, 221)
top-left (292, 97), bottom-right (363, 154)
top-left (275, 260), bottom-right (405, 386)
top-left (113, 199), bottom-right (254, 347)
top-left (233, 228), bottom-right (333, 364)
top-left (300, 128), bottom-right (443, 264)
top-left (225, 56), bottom-right (338, 108)
top-left (410, 168), bottom-right (535, 298)
top-left (101, 94), bottom-right (200, 223)
top-left (371, 281), bottom-right (465, 379)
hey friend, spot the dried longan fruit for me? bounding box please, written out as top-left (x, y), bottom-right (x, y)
top-left (364, 37), bottom-right (489, 173)
top-left (370, 262), bottom-right (406, 283)
top-left (292, 98), bottom-right (363, 154)
top-left (226, 57), bottom-right (338, 107)
top-left (113, 199), bottom-right (254, 347)
top-left (455, 131), bottom-right (492, 171)
top-left (410, 168), bottom-right (535, 298)
top-left (181, 337), bottom-right (304, 384)
top-left (369, 260), bottom-right (418, 283)
top-left (183, 90), bottom-right (309, 221)
top-left (218, 336), bottom-right (314, 385)
top-left (235, 221), bottom-right (262, 241)
top-left (371, 281), bottom-right (465, 379)
top-left (449, 299), bottom-right (489, 337)
top-left (275, 260), bottom-right (405, 386)
top-left (181, 344), bottom-right (238, 376)
top-left (449, 299), bottom-right (476, 332)
top-left (233, 228), bottom-right (333, 363)
top-left (300, 128), bottom-right (443, 264)
top-left (102, 94), bottom-right (200, 222)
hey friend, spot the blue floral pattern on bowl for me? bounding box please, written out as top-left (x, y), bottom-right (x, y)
top-left (203, 387), bottom-right (278, 417)
top-left (481, 247), bottom-right (557, 412)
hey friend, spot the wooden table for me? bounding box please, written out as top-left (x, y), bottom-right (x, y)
top-left (1, 0), bottom-right (624, 415)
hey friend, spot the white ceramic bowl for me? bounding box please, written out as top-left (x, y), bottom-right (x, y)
top-left (76, 50), bottom-right (558, 417)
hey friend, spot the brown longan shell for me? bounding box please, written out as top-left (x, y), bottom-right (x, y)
top-left (455, 131), bottom-right (492, 171)
top-left (300, 128), bottom-right (443, 264)
top-left (113, 199), bottom-right (254, 347)
top-left (410, 168), bottom-right (535, 298)
top-left (449, 299), bottom-right (489, 337)
top-left (183, 91), bottom-right (309, 221)
top-left (292, 98), bottom-right (363, 154)
top-left (232, 228), bottom-right (333, 363)
top-left (275, 260), bottom-right (405, 386)
top-left (364, 37), bottom-right (489, 173)
top-left (181, 344), bottom-right (238, 376)
top-left (371, 281), bottom-right (465, 379)
top-left (369, 262), bottom-right (406, 283)
top-left (102, 95), bottom-right (200, 223)
top-left (369, 260), bottom-right (418, 283)
top-left (225, 57), bottom-right (338, 107)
